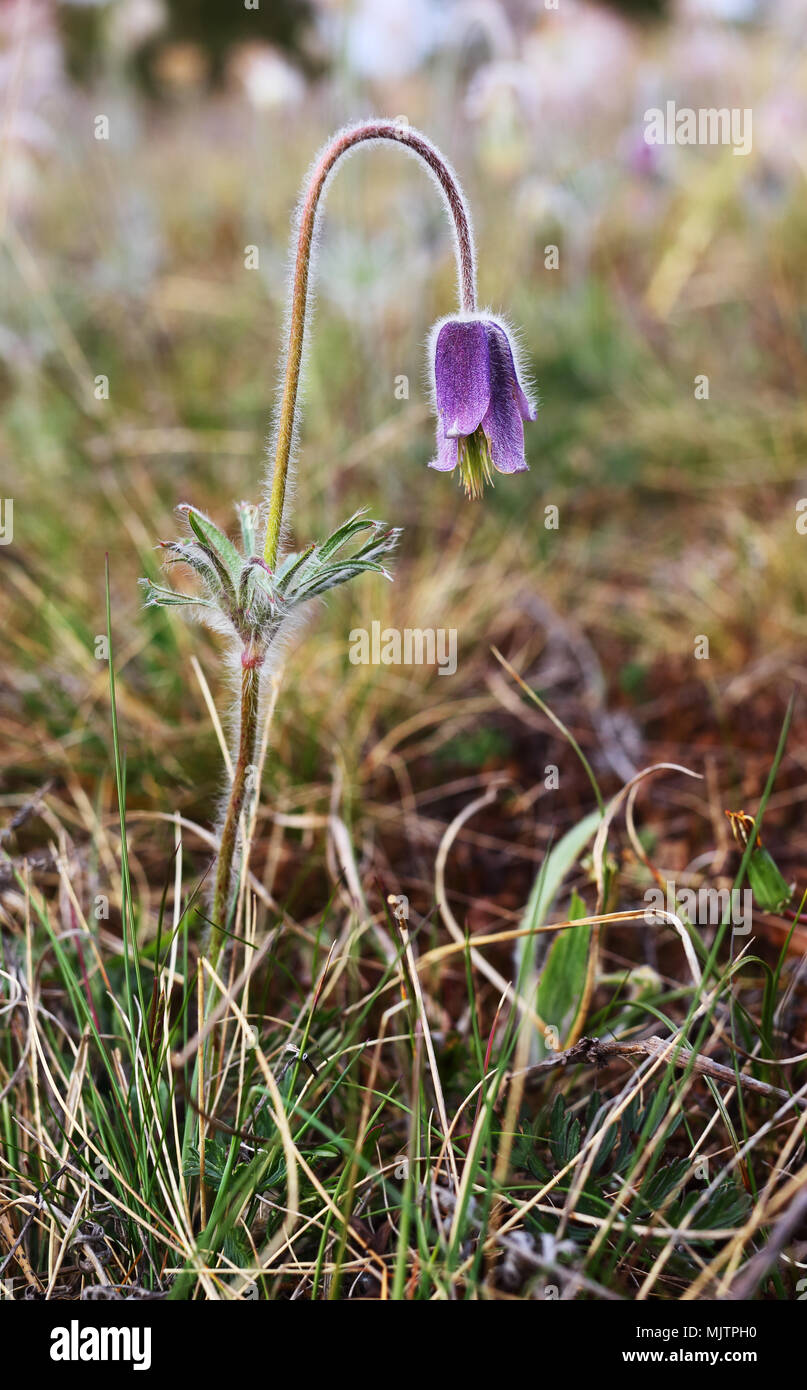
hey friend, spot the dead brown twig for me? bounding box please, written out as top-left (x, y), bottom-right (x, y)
top-left (514, 1034), bottom-right (805, 1107)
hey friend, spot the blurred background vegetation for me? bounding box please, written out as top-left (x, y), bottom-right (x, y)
top-left (2, 0), bottom-right (807, 938)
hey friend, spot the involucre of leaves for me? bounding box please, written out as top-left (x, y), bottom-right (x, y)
top-left (139, 505), bottom-right (400, 654)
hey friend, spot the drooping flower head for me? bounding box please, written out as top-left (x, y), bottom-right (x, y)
top-left (430, 316), bottom-right (536, 499)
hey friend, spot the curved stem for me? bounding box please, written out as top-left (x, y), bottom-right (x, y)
top-left (210, 650), bottom-right (262, 962)
top-left (263, 120), bottom-right (477, 569)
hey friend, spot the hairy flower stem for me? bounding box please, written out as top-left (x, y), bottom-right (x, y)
top-left (262, 120), bottom-right (477, 570)
top-left (210, 649), bottom-right (262, 961)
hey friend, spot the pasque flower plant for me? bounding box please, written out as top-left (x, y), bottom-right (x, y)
top-left (140, 120), bottom-right (536, 958)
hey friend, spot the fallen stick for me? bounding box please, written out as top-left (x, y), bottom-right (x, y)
top-left (516, 1034), bottom-right (805, 1106)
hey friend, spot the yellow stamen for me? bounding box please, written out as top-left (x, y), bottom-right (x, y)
top-left (457, 427), bottom-right (495, 499)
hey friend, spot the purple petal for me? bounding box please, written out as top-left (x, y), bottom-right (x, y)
top-left (485, 322), bottom-right (536, 422)
top-left (428, 429), bottom-right (459, 473)
top-left (482, 324), bottom-right (530, 475)
top-left (434, 320), bottom-right (491, 437)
